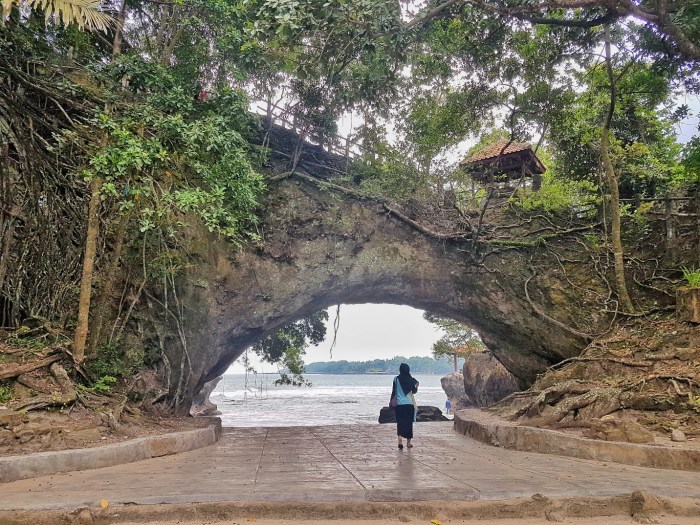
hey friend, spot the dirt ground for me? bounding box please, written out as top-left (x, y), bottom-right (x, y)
top-left (4, 495), bottom-right (697, 525)
top-left (0, 404), bottom-right (212, 456)
top-left (109, 516), bottom-right (700, 525)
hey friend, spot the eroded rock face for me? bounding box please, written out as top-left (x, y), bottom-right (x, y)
top-left (462, 353), bottom-right (520, 407)
top-left (583, 420), bottom-right (655, 444)
top-left (452, 396), bottom-right (475, 410)
top-left (441, 373), bottom-right (474, 409)
top-left (163, 176), bottom-right (603, 412)
top-left (153, 133), bottom-right (622, 412)
top-left (677, 287), bottom-right (700, 323)
top-left (190, 377), bottom-right (222, 416)
top-left (441, 372), bottom-right (465, 399)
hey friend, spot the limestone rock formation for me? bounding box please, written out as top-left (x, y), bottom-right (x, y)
top-left (440, 372), bottom-right (474, 410)
top-left (671, 429), bottom-right (686, 442)
top-left (462, 353), bottom-right (519, 406)
top-left (378, 406), bottom-right (449, 423)
top-left (147, 127), bottom-right (672, 413)
top-left (441, 372), bottom-right (466, 399)
top-left (677, 287), bottom-right (700, 323)
top-left (452, 396), bottom-right (475, 410)
top-left (583, 419), bottom-right (655, 444)
top-left (190, 377), bottom-right (222, 416)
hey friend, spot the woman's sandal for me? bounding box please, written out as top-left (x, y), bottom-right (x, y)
top-left (398, 443), bottom-right (404, 450)
top-left (407, 443), bottom-right (413, 448)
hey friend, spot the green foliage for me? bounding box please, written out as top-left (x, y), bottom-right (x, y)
top-left (680, 138), bottom-right (700, 184)
top-left (86, 341), bottom-right (140, 381)
top-left (583, 233), bottom-right (602, 250)
top-left (91, 375), bottom-right (118, 393)
top-left (681, 267), bottom-right (700, 287)
top-left (252, 311), bottom-right (329, 386)
top-left (689, 396), bottom-right (700, 413)
top-left (423, 313), bottom-right (485, 360)
top-left (2, 0), bottom-right (113, 32)
top-left (513, 167), bottom-right (599, 215)
top-left (351, 154), bottom-right (427, 201)
top-left (0, 383), bottom-right (12, 403)
top-left (621, 201), bottom-right (654, 241)
top-left (81, 58), bottom-right (265, 245)
top-left (549, 57), bottom-right (685, 198)
top-left (6, 333), bottom-right (46, 350)
top-left (304, 356), bottom-right (456, 375)
top-left (247, 0), bottom-right (404, 119)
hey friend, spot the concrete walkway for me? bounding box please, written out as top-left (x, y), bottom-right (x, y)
top-left (1, 423), bottom-right (700, 510)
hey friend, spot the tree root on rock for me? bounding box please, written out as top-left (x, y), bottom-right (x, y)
top-left (0, 354), bottom-right (62, 380)
top-left (12, 363), bottom-right (76, 411)
top-left (512, 380), bottom-right (595, 419)
top-left (523, 387), bottom-right (622, 427)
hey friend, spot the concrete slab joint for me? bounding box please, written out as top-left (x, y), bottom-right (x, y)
top-left (0, 419), bottom-right (221, 484)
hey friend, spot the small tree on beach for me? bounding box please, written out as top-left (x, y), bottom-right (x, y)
top-left (424, 313), bottom-right (486, 373)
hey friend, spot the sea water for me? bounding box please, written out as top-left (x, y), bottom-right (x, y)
top-left (211, 373), bottom-right (451, 427)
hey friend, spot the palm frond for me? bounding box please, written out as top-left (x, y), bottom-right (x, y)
top-left (2, 0), bottom-right (13, 19)
top-left (4, 0), bottom-right (113, 32)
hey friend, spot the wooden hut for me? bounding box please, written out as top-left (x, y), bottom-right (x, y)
top-left (460, 140), bottom-right (546, 190)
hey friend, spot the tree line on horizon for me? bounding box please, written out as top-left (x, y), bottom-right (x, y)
top-left (304, 356), bottom-right (460, 375)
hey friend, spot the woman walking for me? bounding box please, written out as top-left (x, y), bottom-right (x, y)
top-left (390, 363), bottom-right (419, 450)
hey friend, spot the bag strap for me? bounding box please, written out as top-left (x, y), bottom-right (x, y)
top-left (394, 376), bottom-right (405, 397)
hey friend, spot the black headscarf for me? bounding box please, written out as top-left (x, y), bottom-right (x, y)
top-left (396, 363), bottom-right (417, 396)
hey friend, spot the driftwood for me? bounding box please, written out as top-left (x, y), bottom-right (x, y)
top-left (0, 354), bottom-right (62, 380)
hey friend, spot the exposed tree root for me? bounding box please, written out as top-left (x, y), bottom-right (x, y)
top-left (493, 319), bottom-right (700, 438)
top-left (0, 354), bottom-right (62, 380)
top-left (12, 363), bottom-right (76, 411)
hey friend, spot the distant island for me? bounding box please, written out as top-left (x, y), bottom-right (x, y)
top-left (304, 356), bottom-right (460, 375)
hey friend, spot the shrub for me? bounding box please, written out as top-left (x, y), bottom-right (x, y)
top-left (681, 266), bottom-right (700, 287)
top-left (0, 384), bottom-right (12, 404)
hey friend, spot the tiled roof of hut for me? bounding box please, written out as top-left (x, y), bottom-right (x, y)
top-left (463, 140), bottom-right (532, 164)
top-left (460, 139), bottom-right (546, 181)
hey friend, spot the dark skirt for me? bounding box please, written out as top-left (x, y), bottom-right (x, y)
top-left (395, 404), bottom-right (415, 439)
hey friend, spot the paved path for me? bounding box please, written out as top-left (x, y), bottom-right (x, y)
top-left (1, 423), bottom-right (700, 510)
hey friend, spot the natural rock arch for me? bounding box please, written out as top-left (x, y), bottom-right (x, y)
top-left (158, 157), bottom-right (609, 412)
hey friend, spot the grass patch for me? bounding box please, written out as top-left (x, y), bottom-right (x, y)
top-left (681, 266), bottom-right (700, 287)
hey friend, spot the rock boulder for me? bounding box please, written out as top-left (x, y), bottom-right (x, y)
top-left (441, 372), bottom-right (475, 410)
top-left (441, 372), bottom-right (466, 399)
top-left (462, 352), bottom-right (519, 406)
top-left (378, 405), bottom-right (449, 424)
top-left (190, 377), bottom-right (222, 416)
top-left (583, 419), bottom-right (655, 444)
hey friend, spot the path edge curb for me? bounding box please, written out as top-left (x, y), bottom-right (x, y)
top-left (0, 418), bottom-right (222, 483)
top-left (1, 493), bottom-right (699, 523)
top-left (454, 410), bottom-right (700, 471)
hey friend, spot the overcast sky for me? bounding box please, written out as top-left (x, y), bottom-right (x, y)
top-left (677, 95), bottom-right (700, 144)
top-left (227, 304), bottom-right (444, 373)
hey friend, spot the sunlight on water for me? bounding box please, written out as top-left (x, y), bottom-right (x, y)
top-left (211, 374), bottom-right (450, 427)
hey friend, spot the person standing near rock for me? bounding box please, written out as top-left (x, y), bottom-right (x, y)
top-left (390, 363), bottom-right (419, 450)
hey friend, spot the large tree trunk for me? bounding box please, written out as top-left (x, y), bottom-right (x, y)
top-left (601, 28), bottom-right (634, 314)
top-left (89, 212), bottom-right (129, 350)
top-left (160, 6), bottom-right (182, 67)
top-left (73, 176), bottom-right (102, 363)
top-left (112, 0), bottom-right (128, 57)
top-left (0, 145), bottom-right (16, 295)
